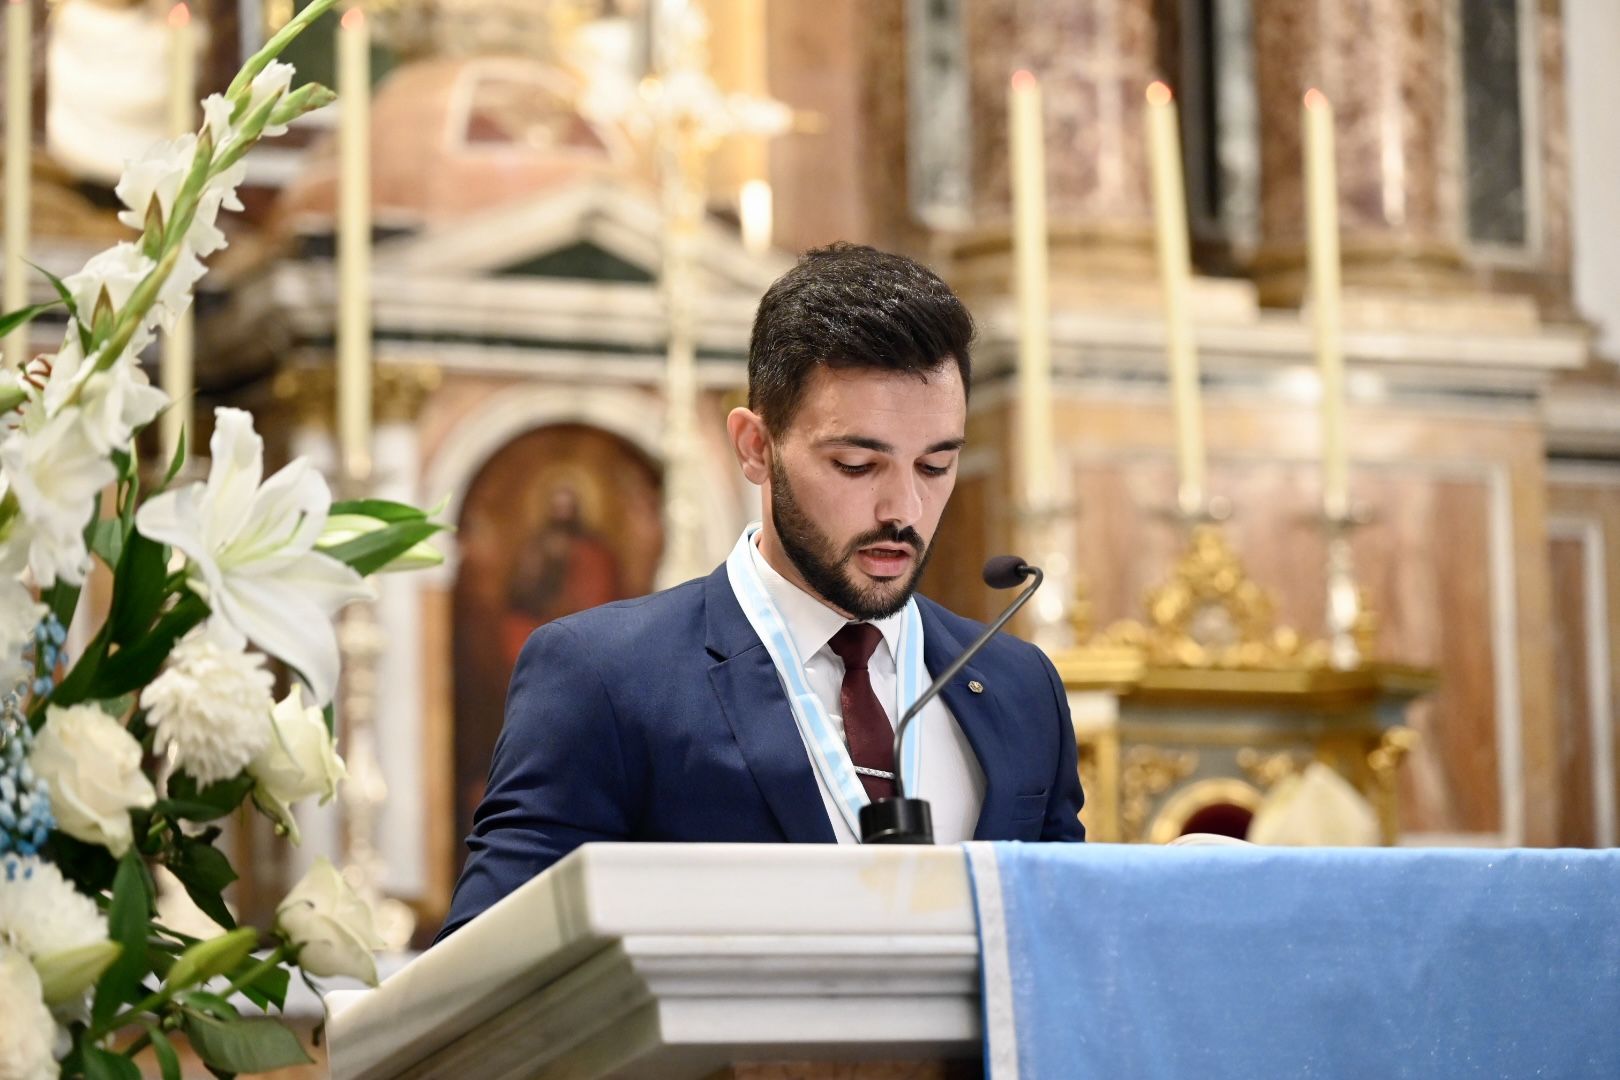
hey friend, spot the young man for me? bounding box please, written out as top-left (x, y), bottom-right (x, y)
top-left (440, 244), bottom-right (1084, 940)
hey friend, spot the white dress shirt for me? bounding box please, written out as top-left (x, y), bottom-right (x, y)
top-left (744, 538), bottom-right (986, 843)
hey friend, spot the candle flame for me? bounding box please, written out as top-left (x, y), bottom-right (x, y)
top-left (168, 4), bottom-right (191, 28)
top-left (341, 5), bottom-right (365, 30)
top-left (1146, 81), bottom-right (1173, 106)
top-left (1304, 87), bottom-right (1329, 110)
top-left (1011, 69), bottom-right (1037, 92)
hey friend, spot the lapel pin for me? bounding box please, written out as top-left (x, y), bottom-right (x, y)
top-left (967, 680), bottom-right (985, 694)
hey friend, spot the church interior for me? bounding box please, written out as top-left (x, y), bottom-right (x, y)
top-left (7, 0), bottom-right (1620, 1025)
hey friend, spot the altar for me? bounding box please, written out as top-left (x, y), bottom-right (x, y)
top-left (326, 843), bottom-right (1620, 1079)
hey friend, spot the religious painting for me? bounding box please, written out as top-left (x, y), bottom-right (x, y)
top-left (451, 424), bottom-right (663, 859)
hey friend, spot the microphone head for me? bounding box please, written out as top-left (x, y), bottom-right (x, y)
top-left (982, 554), bottom-right (1032, 590)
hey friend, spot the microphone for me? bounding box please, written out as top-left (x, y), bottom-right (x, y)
top-left (859, 555), bottom-right (1045, 845)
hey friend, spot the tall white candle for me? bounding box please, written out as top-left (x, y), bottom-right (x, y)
top-left (1304, 88), bottom-right (1348, 520)
top-left (4, 0), bottom-right (31, 370)
top-left (1144, 81), bottom-right (1204, 516)
top-left (337, 3), bottom-right (372, 483)
top-left (1009, 69), bottom-right (1054, 513)
top-left (160, 2), bottom-right (195, 460)
top-left (739, 178), bottom-right (771, 255)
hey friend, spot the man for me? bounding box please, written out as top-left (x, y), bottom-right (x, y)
top-left (440, 244), bottom-right (1084, 940)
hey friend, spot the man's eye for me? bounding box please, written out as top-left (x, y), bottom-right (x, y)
top-left (919, 463), bottom-right (951, 478)
top-left (833, 461), bottom-right (872, 476)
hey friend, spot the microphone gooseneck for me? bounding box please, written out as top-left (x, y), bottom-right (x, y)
top-left (858, 555), bottom-right (1044, 845)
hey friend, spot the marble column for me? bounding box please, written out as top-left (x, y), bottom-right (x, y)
top-left (1251, 0), bottom-right (1468, 306)
top-left (951, 0), bottom-right (1163, 302)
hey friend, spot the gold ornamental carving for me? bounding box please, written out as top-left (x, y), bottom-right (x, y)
top-left (273, 362), bottom-right (442, 426)
top-left (1120, 745), bottom-right (1198, 843)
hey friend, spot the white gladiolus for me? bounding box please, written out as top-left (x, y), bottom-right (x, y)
top-left (202, 61), bottom-right (296, 148)
top-left (0, 857), bottom-right (109, 965)
top-left (34, 334), bottom-right (167, 455)
top-left (0, 409), bottom-right (117, 588)
top-left (29, 705), bottom-right (157, 857)
top-left (139, 620), bottom-right (276, 787)
top-left (275, 857), bottom-right (383, 985)
top-left (249, 688), bottom-right (345, 844)
top-left (61, 243), bottom-right (154, 329)
top-left (0, 945), bottom-right (57, 1080)
top-left (115, 133), bottom-right (236, 260)
top-left (136, 408), bottom-right (371, 706)
top-left (0, 537), bottom-right (44, 685)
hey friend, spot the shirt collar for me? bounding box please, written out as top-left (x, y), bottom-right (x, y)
top-left (748, 533), bottom-right (903, 662)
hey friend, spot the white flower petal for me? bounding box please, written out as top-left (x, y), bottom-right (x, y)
top-left (213, 555), bottom-right (368, 706)
top-left (201, 408), bottom-right (264, 552)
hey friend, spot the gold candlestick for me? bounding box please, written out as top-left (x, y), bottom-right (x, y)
top-left (4, 0), bottom-right (32, 370)
top-left (337, 3), bottom-right (373, 483)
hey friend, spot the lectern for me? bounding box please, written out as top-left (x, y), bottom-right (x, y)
top-left (326, 845), bottom-right (984, 1079)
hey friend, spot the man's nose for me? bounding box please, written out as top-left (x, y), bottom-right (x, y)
top-left (875, 469), bottom-right (923, 528)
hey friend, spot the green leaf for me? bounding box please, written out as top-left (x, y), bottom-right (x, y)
top-left (234, 958), bottom-right (291, 1013)
top-left (320, 518), bottom-right (445, 577)
top-left (176, 988), bottom-right (239, 1019)
top-left (40, 831), bottom-right (120, 894)
top-left (168, 835), bottom-right (238, 930)
top-left (158, 773), bottom-right (255, 822)
top-left (105, 530), bottom-right (168, 648)
top-left (166, 928), bottom-right (259, 992)
top-left (0, 298), bottom-right (62, 339)
top-left (92, 854), bottom-right (153, 1031)
top-left (147, 1023), bottom-right (183, 1080)
top-left (87, 517), bottom-right (125, 569)
top-left (160, 423), bottom-right (189, 490)
top-left (327, 498), bottom-right (429, 524)
top-left (82, 1045), bottom-right (143, 1080)
top-left (27, 260), bottom-right (91, 354)
top-left (90, 593), bottom-right (209, 698)
top-left (181, 1012), bottom-right (314, 1074)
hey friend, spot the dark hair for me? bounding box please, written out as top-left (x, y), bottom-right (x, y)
top-left (747, 243), bottom-right (974, 434)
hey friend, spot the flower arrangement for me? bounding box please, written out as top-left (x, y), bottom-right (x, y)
top-left (0, 3), bottom-right (444, 1076)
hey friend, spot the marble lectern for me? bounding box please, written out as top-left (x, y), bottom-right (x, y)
top-left (325, 845), bottom-right (985, 1080)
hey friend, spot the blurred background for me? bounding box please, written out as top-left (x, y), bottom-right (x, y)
top-left (4, 0), bottom-right (1618, 960)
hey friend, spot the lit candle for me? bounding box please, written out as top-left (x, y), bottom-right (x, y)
top-left (1144, 81), bottom-right (1204, 516)
top-left (739, 178), bottom-right (771, 255)
top-left (160, 2), bottom-right (194, 460)
top-left (337, 3), bottom-right (372, 483)
top-left (1304, 88), bottom-right (1348, 520)
top-left (1009, 69), bottom-right (1054, 512)
top-left (4, 0), bottom-right (31, 370)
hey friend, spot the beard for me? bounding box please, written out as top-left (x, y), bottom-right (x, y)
top-left (769, 455), bottom-right (934, 620)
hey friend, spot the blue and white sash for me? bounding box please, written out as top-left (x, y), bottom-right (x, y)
top-left (726, 524), bottom-right (927, 837)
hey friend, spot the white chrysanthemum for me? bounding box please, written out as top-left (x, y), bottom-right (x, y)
top-left (0, 857), bottom-right (107, 962)
top-left (139, 620), bottom-right (275, 786)
top-left (0, 944), bottom-right (57, 1080)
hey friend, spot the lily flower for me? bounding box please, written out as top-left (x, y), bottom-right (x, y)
top-left (135, 408), bottom-right (371, 705)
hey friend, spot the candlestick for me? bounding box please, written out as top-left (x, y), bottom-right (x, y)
top-left (4, 0), bottom-right (31, 371)
top-left (160, 2), bottom-right (195, 460)
top-left (1144, 81), bottom-right (1205, 517)
top-left (1009, 69), bottom-right (1053, 513)
top-left (1304, 88), bottom-right (1348, 521)
top-left (337, 4), bottom-right (372, 482)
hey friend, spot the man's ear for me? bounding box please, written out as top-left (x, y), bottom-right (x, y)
top-left (727, 407), bottom-right (771, 486)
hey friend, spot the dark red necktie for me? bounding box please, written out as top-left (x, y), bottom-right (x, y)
top-left (828, 623), bottom-right (896, 802)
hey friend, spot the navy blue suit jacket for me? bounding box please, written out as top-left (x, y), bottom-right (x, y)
top-left (439, 564), bottom-right (1085, 939)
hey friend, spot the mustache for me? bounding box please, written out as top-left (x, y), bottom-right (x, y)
top-left (843, 524), bottom-right (924, 559)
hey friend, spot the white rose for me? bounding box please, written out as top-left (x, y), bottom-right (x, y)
top-left (275, 858), bottom-right (384, 985)
top-left (248, 689), bottom-right (346, 845)
top-left (0, 945), bottom-right (58, 1080)
top-left (29, 705), bottom-right (156, 857)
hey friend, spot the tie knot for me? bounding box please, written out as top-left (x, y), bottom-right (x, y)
top-left (829, 622), bottom-right (883, 672)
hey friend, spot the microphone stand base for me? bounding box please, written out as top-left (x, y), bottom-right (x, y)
top-left (860, 797), bottom-right (935, 845)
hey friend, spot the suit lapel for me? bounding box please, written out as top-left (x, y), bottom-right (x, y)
top-left (703, 567), bottom-right (837, 844)
top-left (919, 601), bottom-right (1014, 841)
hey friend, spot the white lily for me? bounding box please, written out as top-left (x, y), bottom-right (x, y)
top-left (0, 409), bottom-right (116, 587)
top-left (135, 408), bottom-right (371, 705)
